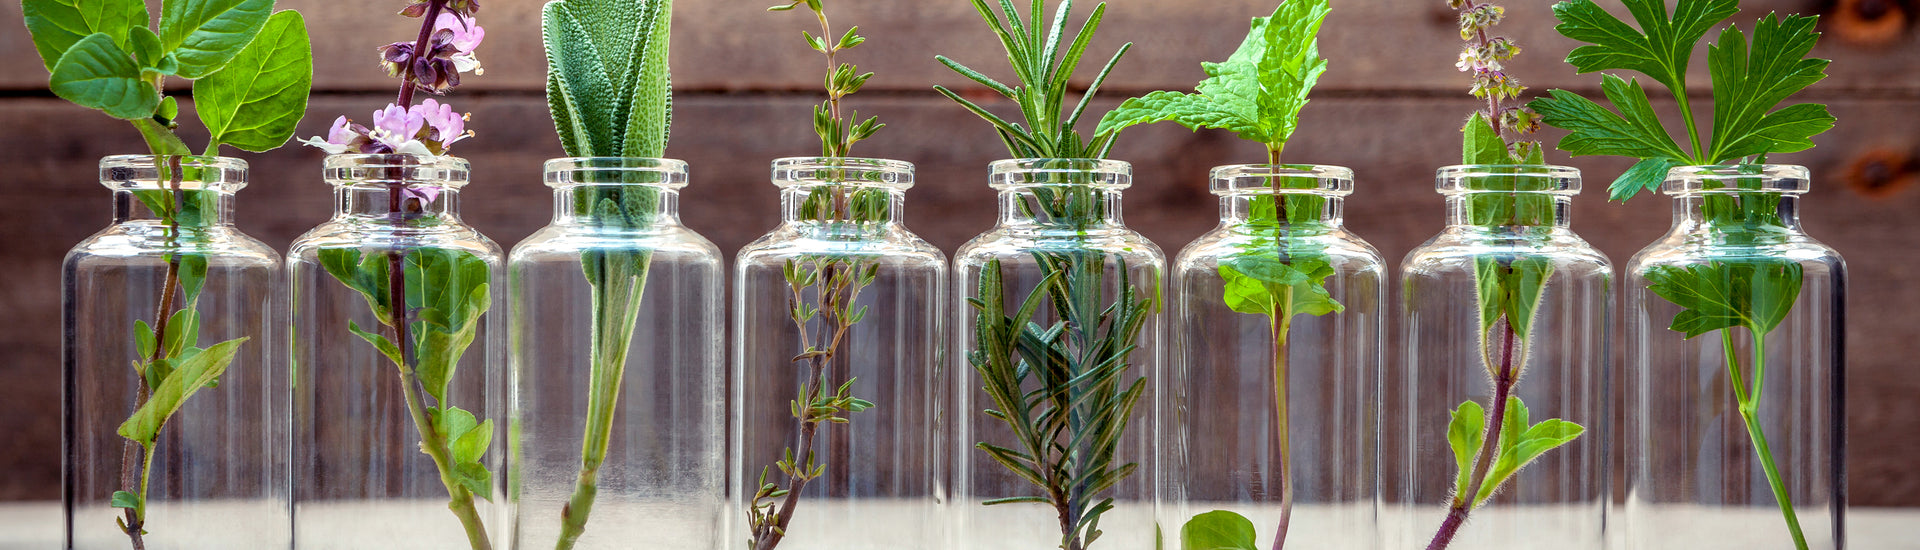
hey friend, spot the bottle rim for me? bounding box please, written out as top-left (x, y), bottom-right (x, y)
top-left (1435, 164), bottom-right (1581, 196)
top-left (772, 156), bottom-right (914, 189)
top-left (988, 158), bottom-right (1132, 190)
top-left (1210, 164), bottom-right (1354, 197)
top-left (1663, 164), bottom-right (1810, 196)
top-left (100, 155), bottom-right (248, 193)
top-left (324, 153), bottom-right (470, 188)
top-left (544, 157), bottom-right (689, 189)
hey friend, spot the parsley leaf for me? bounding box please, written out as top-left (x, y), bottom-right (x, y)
top-left (1644, 260), bottom-right (1803, 338)
top-left (1529, 0), bottom-right (1834, 201)
top-left (1096, 0), bottom-right (1329, 159)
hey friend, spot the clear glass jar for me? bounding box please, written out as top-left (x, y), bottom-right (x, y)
top-left (1158, 165), bottom-right (1384, 549)
top-left (289, 154), bottom-right (504, 550)
top-left (506, 158), bottom-right (727, 550)
top-left (63, 155), bottom-right (286, 549)
top-left (949, 159), bottom-right (1166, 550)
top-left (731, 157), bottom-right (948, 550)
top-left (1390, 165), bottom-right (1611, 550)
top-left (1621, 165), bottom-right (1844, 550)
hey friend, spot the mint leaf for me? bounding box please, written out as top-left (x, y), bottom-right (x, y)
top-left (195, 10), bottom-right (312, 153)
top-left (117, 337), bottom-right (248, 444)
top-left (1180, 510), bottom-right (1258, 550)
top-left (158, 0), bottom-right (274, 79)
top-left (1098, 0), bottom-right (1329, 154)
top-left (1645, 260), bottom-right (1804, 338)
top-left (1447, 400), bottom-right (1487, 499)
top-left (49, 33), bottom-right (159, 120)
top-left (1704, 14), bottom-right (1834, 161)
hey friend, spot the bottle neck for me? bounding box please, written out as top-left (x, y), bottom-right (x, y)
top-left (113, 188), bottom-right (235, 228)
top-left (554, 184), bottom-right (681, 228)
top-left (997, 185), bottom-right (1125, 231)
top-left (335, 183), bottom-right (461, 224)
top-left (1673, 191), bottom-right (1804, 238)
top-left (1221, 193), bottom-right (1342, 230)
top-left (1446, 192), bottom-right (1572, 229)
top-left (781, 183), bottom-right (904, 232)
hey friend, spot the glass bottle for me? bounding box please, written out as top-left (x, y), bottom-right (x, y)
top-left (64, 155), bottom-right (286, 549)
top-left (1390, 165), bottom-right (1611, 550)
top-left (506, 158), bottom-right (727, 550)
top-left (288, 154), bottom-right (504, 550)
top-left (1621, 165), bottom-right (1844, 550)
top-left (949, 159), bottom-right (1166, 550)
top-left (731, 157), bottom-right (948, 550)
top-left (1159, 165), bottom-right (1385, 549)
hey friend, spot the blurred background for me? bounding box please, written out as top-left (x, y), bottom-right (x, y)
top-left (2, 0), bottom-right (1917, 530)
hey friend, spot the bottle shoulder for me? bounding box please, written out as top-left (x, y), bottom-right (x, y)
top-left (1175, 225), bottom-right (1386, 269)
top-left (735, 225), bottom-right (947, 267)
top-left (67, 222), bottom-right (281, 268)
top-left (1400, 226), bottom-right (1614, 278)
top-left (290, 217), bottom-right (502, 263)
top-left (1626, 230), bottom-right (1844, 275)
top-left (954, 226), bottom-right (1166, 266)
top-left (510, 223), bottom-right (723, 263)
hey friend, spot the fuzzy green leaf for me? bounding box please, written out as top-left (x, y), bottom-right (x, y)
top-left (1447, 400), bottom-right (1487, 500)
top-left (1179, 510), bottom-right (1259, 550)
top-left (1645, 260), bottom-right (1803, 338)
top-left (1097, 0), bottom-right (1329, 155)
top-left (542, 0), bottom-right (673, 158)
top-left (158, 0), bottom-right (274, 79)
top-left (1474, 397), bottom-right (1585, 505)
top-left (1474, 256), bottom-right (1556, 338)
top-left (194, 10), bottom-right (311, 153)
top-left (117, 337), bottom-right (247, 444)
top-left (49, 33), bottom-right (159, 120)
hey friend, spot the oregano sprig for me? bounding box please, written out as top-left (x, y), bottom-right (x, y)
top-left (22, 1), bottom-right (313, 546)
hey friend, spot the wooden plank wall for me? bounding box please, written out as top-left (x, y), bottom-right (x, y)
top-left (3, 0), bottom-right (1918, 506)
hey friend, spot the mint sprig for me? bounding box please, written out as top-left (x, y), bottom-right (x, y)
top-left (1530, 0), bottom-right (1834, 201)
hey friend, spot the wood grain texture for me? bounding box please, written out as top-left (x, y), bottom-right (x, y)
top-left (1, 0), bottom-right (1917, 508)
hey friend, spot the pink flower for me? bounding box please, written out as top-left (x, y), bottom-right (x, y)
top-left (411, 99), bottom-right (470, 150)
top-left (300, 102), bottom-right (469, 156)
top-left (437, 13), bottom-right (485, 74)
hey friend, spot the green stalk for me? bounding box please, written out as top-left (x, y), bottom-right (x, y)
top-left (389, 343), bottom-right (494, 550)
top-left (554, 253), bottom-right (651, 550)
top-left (1268, 288), bottom-right (1294, 550)
top-left (1720, 330), bottom-right (1808, 550)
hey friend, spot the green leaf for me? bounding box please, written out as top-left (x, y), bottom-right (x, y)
top-left (1474, 397), bottom-right (1585, 505)
top-left (1554, 0), bottom-right (1737, 92)
top-left (117, 337), bottom-right (248, 444)
top-left (158, 0), bottom-right (275, 79)
top-left (133, 319), bottom-right (157, 360)
top-left (22, 0), bottom-right (149, 71)
top-left (1218, 254), bottom-right (1342, 319)
top-left (1474, 256), bottom-right (1556, 338)
top-left (129, 26), bottom-right (164, 68)
top-left (1179, 510), bottom-right (1258, 550)
top-left (1462, 112), bottom-right (1517, 166)
top-left (1097, 0), bottom-right (1330, 155)
top-left (1531, 76), bottom-right (1688, 164)
top-left (1645, 259), bottom-right (1804, 338)
top-left (110, 490), bottom-right (142, 509)
top-left (453, 461), bottom-right (492, 501)
top-left (346, 321), bottom-right (405, 367)
top-left (48, 33), bottom-right (160, 120)
top-left (195, 10), bottom-right (312, 153)
top-left (1610, 157), bottom-right (1686, 202)
top-left (1704, 13), bottom-right (1833, 162)
top-left (1447, 400), bottom-right (1486, 500)
top-left (543, 0), bottom-right (674, 158)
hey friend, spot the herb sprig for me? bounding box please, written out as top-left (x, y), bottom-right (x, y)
top-left (1096, 2), bottom-right (1338, 547)
top-left (539, 1), bottom-right (675, 548)
top-left (936, 0), bottom-right (1132, 159)
top-left (1532, 3), bottom-right (1833, 547)
top-left (23, 0), bottom-right (313, 545)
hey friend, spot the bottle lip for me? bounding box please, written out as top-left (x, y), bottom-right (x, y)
top-left (100, 155), bottom-right (248, 193)
top-left (324, 153), bottom-right (470, 188)
top-left (988, 158), bottom-right (1132, 190)
top-left (544, 157), bottom-right (689, 189)
top-left (772, 156), bottom-right (914, 189)
top-left (1662, 164), bottom-right (1810, 196)
top-left (1435, 164), bottom-right (1581, 195)
top-left (1210, 164), bottom-right (1354, 196)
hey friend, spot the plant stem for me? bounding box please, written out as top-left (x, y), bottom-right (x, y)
top-left (118, 156), bottom-right (189, 549)
top-left (752, 261), bottom-right (865, 550)
top-left (553, 255), bottom-right (650, 550)
top-left (396, 0), bottom-right (449, 108)
top-left (1721, 331), bottom-right (1808, 550)
top-left (1425, 320), bottom-right (1521, 550)
top-left (1268, 290), bottom-right (1295, 550)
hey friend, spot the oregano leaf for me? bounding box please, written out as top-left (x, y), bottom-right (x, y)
top-left (158, 0), bottom-right (275, 79)
top-left (48, 33), bottom-right (159, 120)
top-left (196, 10), bottom-right (312, 153)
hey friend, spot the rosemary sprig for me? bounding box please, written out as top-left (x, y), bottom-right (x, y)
top-left (937, 0), bottom-right (1132, 159)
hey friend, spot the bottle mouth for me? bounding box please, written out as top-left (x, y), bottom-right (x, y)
top-left (1211, 164), bottom-right (1353, 197)
top-left (1435, 164), bottom-right (1581, 196)
top-left (545, 157), bottom-right (689, 189)
top-left (324, 153), bottom-right (470, 188)
top-left (1662, 164), bottom-right (1810, 196)
top-left (989, 158), bottom-right (1132, 190)
top-left (772, 157), bottom-right (914, 189)
top-left (100, 155), bottom-right (248, 193)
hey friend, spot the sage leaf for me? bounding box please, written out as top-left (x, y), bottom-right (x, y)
top-left (195, 10), bottom-right (312, 153)
top-left (542, 0), bottom-right (673, 158)
top-left (1179, 510), bottom-right (1258, 550)
top-left (158, 0), bottom-right (274, 79)
top-left (49, 33), bottom-right (159, 120)
top-left (117, 337), bottom-right (247, 444)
